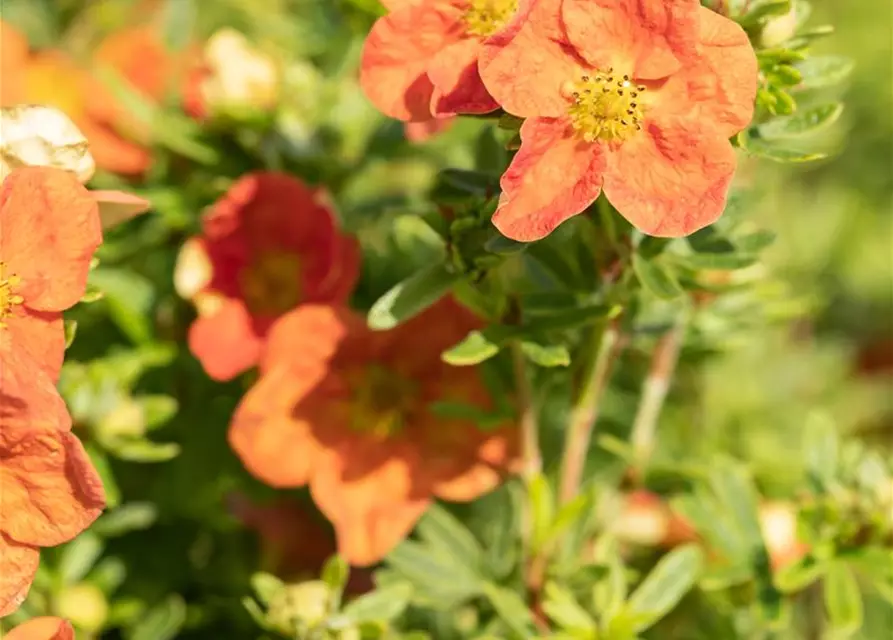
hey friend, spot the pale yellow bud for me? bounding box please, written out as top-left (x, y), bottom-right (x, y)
top-left (200, 29), bottom-right (279, 116)
top-left (0, 105), bottom-right (95, 183)
top-left (174, 238), bottom-right (213, 301)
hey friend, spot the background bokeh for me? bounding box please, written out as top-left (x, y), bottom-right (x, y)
top-left (0, 0), bottom-right (890, 637)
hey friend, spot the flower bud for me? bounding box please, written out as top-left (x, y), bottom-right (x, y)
top-left (760, 6), bottom-right (799, 48)
top-left (173, 238), bottom-right (213, 301)
top-left (266, 580), bottom-right (331, 635)
top-left (759, 501), bottom-right (808, 570)
top-left (0, 105), bottom-right (95, 183)
top-left (200, 29), bottom-right (279, 118)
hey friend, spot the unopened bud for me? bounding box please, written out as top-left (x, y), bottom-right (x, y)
top-left (0, 105), bottom-right (95, 183)
top-left (761, 6), bottom-right (799, 48)
top-left (200, 29), bottom-right (279, 117)
top-left (267, 580), bottom-right (331, 635)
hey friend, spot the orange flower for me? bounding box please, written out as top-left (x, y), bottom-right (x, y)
top-left (5, 617), bottom-right (75, 640)
top-left (0, 20), bottom-right (28, 104)
top-left (0, 420), bottom-right (105, 615)
top-left (360, 0), bottom-right (521, 121)
top-left (1, 167), bottom-right (102, 379)
top-left (179, 172), bottom-right (358, 381)
top-left (478, 0), bottom-right (757, 240)
top-left (228, 301), bottom-right (519, 566)
top-left (405, 116), bottom-right (455, 142)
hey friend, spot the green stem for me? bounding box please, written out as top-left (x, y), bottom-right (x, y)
top-left (630, 318), bottom-right (686, 478)
top-left (557, 321), bottom-right (623, 505)
top-left (510, 341), bottom-right (542, 482)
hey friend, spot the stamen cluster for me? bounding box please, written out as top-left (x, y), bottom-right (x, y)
top-left (568, 70), bottom-right (647, 143)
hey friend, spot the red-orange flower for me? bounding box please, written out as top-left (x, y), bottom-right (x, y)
top-left (478, 0), bottom-right (757, 240)
top-left (1, 167), bottom-right (102, 379)
top-left (4, 617), bottom-right (74, 640)
top-left (228, 301), bottom-right (520, 566)
top-left (360, 0), bottom-right (521, 121)
top-left (179, 172), bottom-right (359, 381)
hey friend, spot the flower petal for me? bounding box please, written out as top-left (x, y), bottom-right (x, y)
top-left (561, 0), bottom-right (700, 79)
top-left (360, 2), bottom-right (467, 121)
top-left (4, 308), bottom-right (65, 381)
top-left (655, 6), bottom-right (758, 137)
top-left (603, 116), bottom-right (737, 236)
top-left (428, 37), bottom-right (499, 116)
top-left (0, 427), bottom-right (105, 547)
top-left (310, 442), bottom-right (430, 566)
top-left (479, 0), bottom-right (581, 118)
top-left (0, 345), bottom-right (70, 431)
top-left (228, 367), bottom-right (325, 488)
top-left (404, 116), bottom-right (455, 142)
top-left (91, 190), bottom-right (151, 230)
top-left (188, 298), bottom-right (264, 381)
top-left (492, 117), bottom-right (606, 241)
top-left (0, 535), bottom-right (39, 617)
top-left (260, 305), bottom-right (353, 374)
top-left (5, 617), bottom-right (74, 640)
top-left (0, 167), bottom-right (101, 311)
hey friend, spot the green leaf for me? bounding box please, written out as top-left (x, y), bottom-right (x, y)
top-left (336, 582), bottom-right (413, 625)
top-left (250, 572), bottom-right (285, 606)
top-left (626, 544), bottom-right (704, 632)
top-left (386, 540), bottom-right (483, 607)
top-left (482, 583), bottom-right (538, 638)
top-left (91, 503), bottom-right (158, 537)
top-left (436, 168), bottom-right (499, 197)
top-left (368, 262), bottom-right (461, 330)
top-left (88, 269), bottom-right (155, 344)
top-left (739, 129), bottom-right (828, 163)
top-left (321, 555), bottom-right (349, 602)
top-left (58, 532), bottom-right (105, 585)
top-left (138, 395), bottom-right (178, 430)
top-left (442, 329), bottom-right (506, 366)
top-left (63, 319), bottom-right (78, 350)
top-left (523, 304), bottom-right (621, 333)
top-left (475, 126), bottom-right (508, 174)
top-left (734, 229), bottom-right (777, 253)
top-left (675, 252), bottom-right (759, 271)
top-left (521, 341), bottom-right (571, 367)
top-left (775, 554), bottom-right (827, 593)
top-left (129, 595), bottom-right (187, 640)
top-left (528, 473), bottom-right (555, 551)
top-left (804, 411), bottom-right (838, 491)
top-left (415, 504), bottom-right (484, 573)
top-left (738, 0), bottom-right (792, 27)
top-left (759, 103), bottom-right (844, 138)
top-left (592, 538), bottom-right (627, 622)
top-left (542, 582), bottom-right (597, 632)
top-left (824, 562), bottom-right (864, 636)
top-left (633, 254), bottom-right (683, 300)
top-left (108, 439), bottom-right (181, 463)
top-left (795, 55), bottom-right (855, 90)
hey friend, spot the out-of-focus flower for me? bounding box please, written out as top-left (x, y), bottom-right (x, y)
top-left (0, 167), bottom-right (102, 379)
top-left (0, 21), bottom-right (29, 105)
top-left (1, 105), bottom-right (95, 183)
top-left (615, 490), bottom-right (697, 547)
top-left (478, 0), bottom-right (757, 240)
top-left (229, 494), bottom-right (374, 593)
top-left (228, 300), bottom-right (520, 566)
top-left (176, 172), bottom-right (358, 381)
top-left (759, 501), bottom-right (808, 570)
top-left (54, 583), bottom-right (109, 633)
top-left (360, 0), bottom-right (521, 121)
top-left (4, 617), bottom-right (74, 640)
top-left (199, 29), bottom-right (280, 119)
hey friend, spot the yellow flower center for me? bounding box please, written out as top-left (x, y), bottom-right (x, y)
top-left (240, 250), bottom-right (302, 316)
top-left (567, 69), bottom-right (647, 144)
top-left (0, 261), bottom-right (24, 328)
top-left (464, 0), bottom-right (518, 37)
top-left (349, 366), bottom-right (417, 439)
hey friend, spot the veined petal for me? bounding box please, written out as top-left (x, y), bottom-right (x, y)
top-left (0, 535), bottom-right (39, 617)
top-left (0, 427), bottom-right (105, 547)
top-left (0, 167), bottom-right (101, 312)
top-left (603, 116), bottom-right (737, 236)
top-left (428, 37), bottom-right (499, 116)
top-left (360, 1), bottom-right (468, 121)
top-left (492, 117), bottom-right (606, 241)
top-left (562, 0), bottom-right (700, 79)
top-left (0, 346), bottom-right (70, 431)
top-left (479, 0), bottom-right (581, 118)
top-left (4, 308), bottom-right (64, 381)
top-left (654, 6), bottom-right (758, 137)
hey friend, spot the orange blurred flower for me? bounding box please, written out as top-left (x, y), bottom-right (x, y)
top-left (360, 0), bottom-right (521, 121)
top-left (0, 21), bottom-right (204, 175)
top-left (1, 167), bottom-right (102, 379)
top-left (228, 301), bottom-right (520, 566)
top-left (478, 0), bottom-right (757, 240)
top-left (177, 172), bottom-right (358, 382)
top-left (404, 116), bottom-right (455, 142)
top-left (4, 617), bottom-right (74, 640)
